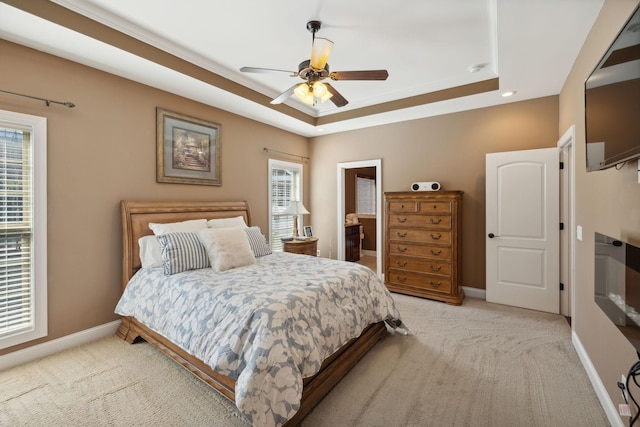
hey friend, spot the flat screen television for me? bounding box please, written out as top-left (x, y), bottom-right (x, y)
top-left (594, 232), bottom-right (640, 352)
top-left (585, 5), bottom-right (640, 171)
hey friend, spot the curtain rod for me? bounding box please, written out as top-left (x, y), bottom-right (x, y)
top-left (263, 147), bottom-right (309, 161)
top-left (0, 89), bottom-right (75, 108)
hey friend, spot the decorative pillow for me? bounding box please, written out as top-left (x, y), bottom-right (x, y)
top-left (156, 232), bottom-right (209, 275)
top-left (207, 216), bottom-right (247, 229)
top-left (244, 226), bottom-right (272, 257)
top-left (138, 235), bottom-right (163, 268)
top-left (149, 219), bottom-right (207, 236)
top-left (198, 227), bottom-right (256, 272)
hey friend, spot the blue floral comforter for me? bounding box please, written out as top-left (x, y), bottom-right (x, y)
top-left (115, 252), bottom-right (402, 426)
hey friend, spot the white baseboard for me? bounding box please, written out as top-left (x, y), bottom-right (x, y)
top-left (463, 286), bottom-right (486, 300)
top-left (572, 330), bottom-right (624, 427)
top-left (0, 320), bottom-right (121, 372)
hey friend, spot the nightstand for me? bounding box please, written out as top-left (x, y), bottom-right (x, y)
top-left (345, 224), bottom-right (361, 262)
top-left (282, 237), bottom-right (318, 256)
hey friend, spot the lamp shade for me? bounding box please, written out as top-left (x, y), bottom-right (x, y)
top-left (282, 200), bottom-right (310, 216)
top-left (310, 37), bottom-right (334, 70)
top-left (312, 81), bottom-right (333, 102)
top-left (294, 83), bottom-right (315, 105)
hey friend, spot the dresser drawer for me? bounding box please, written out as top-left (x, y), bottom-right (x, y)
top-left (388, 255), bottom-right (451, 276)
top-left (419, 201), bottom-right (451, 213)
top-left (388, 243), bottom-right (452, 260)
top-left (387, 214), bottom-right (451, 229)
top-left (387, 269), bottom-right (452, 293)
top-left (388, 200), bottom-right (417, 212)
top-left (388, 228), bottom-right (451, 244)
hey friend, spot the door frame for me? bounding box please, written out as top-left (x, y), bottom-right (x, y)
top-left (558, 125), bottom-right (576, 319)
top-left (337, 159), bottom-right (383, 278)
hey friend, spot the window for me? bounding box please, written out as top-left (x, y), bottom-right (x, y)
top-left (356, 175), bottom-right (376, 216)
top-left (268, 159), bottom-right (303, 252)
top-left (0, 110), bottom-right (47, 350)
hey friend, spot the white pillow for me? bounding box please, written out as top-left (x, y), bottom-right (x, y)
top-left (207, 216), bottom-right (247, 229)
top-left (198, 227), bottom-right (256, 272)
top-left (149, 219), bottom-right (207, 236)
top-left (138, 235), bottom-right (163, 268)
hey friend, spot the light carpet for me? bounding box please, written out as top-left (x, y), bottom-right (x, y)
top-left (0, 295), bottom-right (609, 426)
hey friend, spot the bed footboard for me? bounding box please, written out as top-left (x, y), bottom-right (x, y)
top-left (116, 316), bottom-right (147, 344)
top-left (116, 316), bottom-right (388, 425)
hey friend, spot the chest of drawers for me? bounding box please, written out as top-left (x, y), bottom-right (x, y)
top-left (384, 191), bottom-right (464, 305)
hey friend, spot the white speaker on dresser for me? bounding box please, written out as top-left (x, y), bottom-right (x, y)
top-left (411, 182), bottom-right (441, 191)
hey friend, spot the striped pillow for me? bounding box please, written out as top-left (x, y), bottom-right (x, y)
top-left (156, 232), bottom-right (209, 275)
top-left (244, 227), bottom-right (272, 257)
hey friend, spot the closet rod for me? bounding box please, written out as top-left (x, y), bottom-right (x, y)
top-left (263, 147), bottom-right (309, 161)
top-left (0, 89), bottom-right (75, 108)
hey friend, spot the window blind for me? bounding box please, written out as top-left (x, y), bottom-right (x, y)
top-left (0, 127), bottom-right (34, 339)
top-left (269, 161), bottom-right (301, 252)
top-left (356, 176), bottom-right (376, 215)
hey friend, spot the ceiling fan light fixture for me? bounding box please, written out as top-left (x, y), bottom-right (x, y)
top-left (312, 81), bottom-right (332, 102)
top-left (294, 83), bottom-right (315, 105)
top-left (240, 20), bottom-right (386, 108)
top-left (310, 37), bottom-right (334, 69)
top-left (294, 82), bottom-right (333, 106)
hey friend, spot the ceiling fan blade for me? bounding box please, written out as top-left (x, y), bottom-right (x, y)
top-left (330, 70), bottom-right (389, 81)
top-left (240, 66), bottom-right (297, 76)
top-left (310, 37), bottom-right (334, 70)
top-left (270, 84), bottom-right (299, 105)
top-left (324, 83), bottom-right (348, 107)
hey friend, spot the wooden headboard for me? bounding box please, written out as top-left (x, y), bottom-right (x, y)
top-left (120, 200), bottom-right (251, 291)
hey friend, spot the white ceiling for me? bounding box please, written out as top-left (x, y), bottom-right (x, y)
top-left (0, 0), bottom-right (604, 137)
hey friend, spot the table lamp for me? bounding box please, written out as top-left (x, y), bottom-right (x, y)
top-left (282, 200), bottom-right (310, 240)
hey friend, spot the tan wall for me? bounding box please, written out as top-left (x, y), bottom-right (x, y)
top-left (0, 40), bottom-right (308, 355)
top-left (559, 0), bottom-right (640, 410)
top-left (309, 97), bottom-right (559, 288)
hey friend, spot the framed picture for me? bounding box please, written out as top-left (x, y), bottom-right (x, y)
top-left (156, 108), bottom-right (221, 185)
top-left (303, 226), bottom-right (313, 238)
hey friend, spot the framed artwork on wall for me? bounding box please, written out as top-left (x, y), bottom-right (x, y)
top-left (156, 108), bottom-right (221, 185)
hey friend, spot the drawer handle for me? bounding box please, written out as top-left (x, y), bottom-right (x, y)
top-left (429, 280), bottom-right (442, 289)
top-left (430, 265), bottom-right (442, 272)
top-left (429, 249), bottom-right (442, 256)
top-left (397, 246), bottom-right (408, 253)
top-left (429, 218), bottom-right (442, 224)
top-left (396, 261), bottom-right (407, 267)
top-left (397, 276), bottom-right (407, 283)
top-left (397, 217), bottom-right (407, 223)
top-left (397, 232), bottom-right (408, 238)
top-left (400, 204), bottom-right (405, 209)
top-left (430, 233), bottom-right (442, 240)
top-left (433, 205), bottom-right (437, 209)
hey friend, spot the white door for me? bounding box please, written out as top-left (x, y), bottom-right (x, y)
top-left (486, 148), bottom-right (560, 313)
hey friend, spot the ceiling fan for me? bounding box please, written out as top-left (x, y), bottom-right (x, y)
top-left (240, 21), bottom-right (389, 108)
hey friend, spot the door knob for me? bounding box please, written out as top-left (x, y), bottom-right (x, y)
top-left (488, 233), bottom-right (495, 238)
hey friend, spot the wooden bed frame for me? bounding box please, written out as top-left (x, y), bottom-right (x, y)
top-left (116, 200), bottom-right (389, 426)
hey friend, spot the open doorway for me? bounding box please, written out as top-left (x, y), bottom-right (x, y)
top-left (559, 125), bottom-right (576, 319)
top-left (336, 159), bottom-right (383, 278)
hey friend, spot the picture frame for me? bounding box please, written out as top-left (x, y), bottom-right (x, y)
top-left (303, 226), bottom-right (313, 238)
top-left (156, 108), bottom-right (221, 185)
